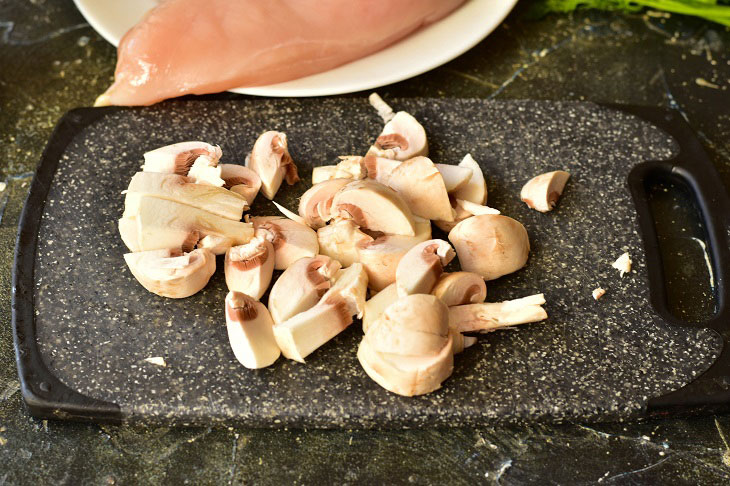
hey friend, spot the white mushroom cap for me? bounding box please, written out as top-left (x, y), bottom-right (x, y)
top-left (142, 141), bottom-right (222, 175)
top-left (395, 239), bottom-right (456, 297)
top-left (432, 272), bottom-right (487, 306)
top-left (448, 215), bottom-right (529, 281)
top-left (219, 164), bottom-right (262, 206)
top-left (124, 248), bottom-right (215, 298)
top-left (251, 216), bottom-right (318, 270)
top-left (331, 179), bottom-right (416, 236)
top-left (224, 236), bottom-right (275, 300)
top-left (298, 179), bottom-right (351, 229)
top-left (452, 154), bottom-right (487, 205)
top-left (367, 111), bottom-right (428, 161)
top-left (448, 294), bottom-right (547, 333)
top-left (267, 255), bottom-right (341, 324)
top-left (225, 291), bottom-right (280, 369)
top-left (247, 131), bottom-right (300, 200)
top-left (383, 156), bottom-right (454, 222)
top-left (520, 170), bottom-right (570, 212)
top-left (317, 219), bottom-right (373, 268)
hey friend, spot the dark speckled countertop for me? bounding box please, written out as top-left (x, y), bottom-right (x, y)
top-left (2, 1), bottom-right (730, 484)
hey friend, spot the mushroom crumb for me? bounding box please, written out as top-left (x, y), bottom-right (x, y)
top-left (592, 288), bottom-right (606, 300)
top-left (612, 252), bottom-right (632, 277)
top-left (144, 356), bottom-right (167, 367)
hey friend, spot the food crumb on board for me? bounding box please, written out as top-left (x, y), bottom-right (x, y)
top-left (612, 252), bottom-right (632, 277)
top-left (695, 78), bottom-right (720, 89)
top-left (144, 356), bottom-right (167, 367)
top-left (593, 288), bottom-right (606, 300)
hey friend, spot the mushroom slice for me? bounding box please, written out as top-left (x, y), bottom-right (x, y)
top-left (356, 216), bottom-right (432, 291)
top-left (453, 154), bottom-right (487, 205)
top-left (450, 330), bottom-right (477, 355)
top-left (435, 164), bottom-right (472, 193)
top-left (326, 263), bottom-right (369, 318)
top-left (312, 166), bottom-right (338, 184)
top-left (432, 272), bottom-right (487, 306)
top-left (456, 199), bottom-right (500, 216)
top-left (142, 141), bottom-right (222, 175)
top-left (363, 155), bottom-right (400, 184)
top-left (362, 283), bottom-right (398, 334)
top-left (368, 92), bottom-right (395, 123)
top-left (125, 196), bottom-right (253, 252)
top-left (395, 239), bottom-right (455, 297)
top-left (124, 248), bottom-right (215, 298)
top-left (267, 255), bottom-right (341, 324)
top-left (520, 170), bottom-right (570, 212)
top-left (318, 219), bottom-right (373, 268)
top-left (367, 111), bottom-right (428, 161)
top-left (224, 236), bottom-right (275, 300)
top-left (225, 291), bottom-right (280, 369)
top-left (252, 216), bottom-right (318, 270)
top-left (383, 156), bottom-right (453, 221)
top-left (219, 164), bottom-right (261, 206)
top-left (125, 171), bottom-right (247, 221)
top-left (334, 156), bottom-right (366, 180)
top-left (197, 235), bottom-right (234, 255)
top-left (448, 215), bottom-right (529, 281)
top-left (298, 179), bottom-right (350, 229)
top-left (449, 294), bottom-right (547, 333)
top-left (187, 156), bottom-right (225, 186)
top-left (119, 217), bottom-right (141, 252)
top-left (272, 201), bottom-right (308, 226)
top-left (331, 179), bottom-right (416, 236)
top-left (247, 131), bottom-right (300, 200)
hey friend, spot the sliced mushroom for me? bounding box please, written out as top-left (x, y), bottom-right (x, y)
top-left (317, 219), bottom-right (373, 268)
top-left (363, 155), bottom-right (400, 184)
top-left (187, 156), bottom-right (225, 186)
top-left (435, 164), bottom-right (472, 193)
top-left (122, 196), bottom-right (253, 252)
top-left (362, 282), bottom-right (398, 334)
top-left (298, 179), bottom-right (350, 229)
top-left (267, 255), bottom-right (341, 324)
top-left (456, 199), bottom-right (500, 216)
top-left (432, 272), bottom-right (487, 306)
top-left (358, 294), bottom-right (453, 396)
top-left (125, 171), bottom-right (247, 221)
top-left (448, 215), bottom-right (529, 281)
top-left (312, 166), bottom-right (338, 184)
top-left (521, 170), bottom-right (570, 212)
top-left (219, 164), bottom-right (261, 206)
top-left (331, 179), bottom-right (416, 236)
top-left (326, 263), bottom-right (369, 319)
top-left (247, 131), bottom-right (299, 200)
top-left (271, 201), bottom-right (308, 226)
top-left (453, 153), bottom-right (487, 205)
top-left (383, 156), bottom-right (454, 221)
top-left (197, 235), bottom-right (234, 255)
top-left (449, 294), bottom-right (547, 333)
top-left (367, 111), bottom-right (428, 161)
top-left (395, 239), bottom-right (455, 297)
top-left (334, 156), bottom-right (366, 180)
top-left (225, 291), bottom-right (280, 369)
top-left (356, 216), bottom-right (432, 291)
top-left (224, 236), bottom-right (275, 300)
top-left (124, 248), bottom-right (215, 298)
top-left (450, 330), bottom-right (477, 354)
top-left (251, 216), bottom-right (318, 270)
top-left (142, 141), bottom-right (222, 175)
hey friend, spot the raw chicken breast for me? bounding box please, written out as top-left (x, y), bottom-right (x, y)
top-left (97, 0), bottom-right (465, 106)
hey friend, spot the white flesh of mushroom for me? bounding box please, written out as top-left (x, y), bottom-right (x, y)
top-left (331, 179), bottom-right (416, 236)
top-left (187, 156), bottom-right (225, 186)
top-left (252, 216), bottom-right (318, 270)
top-left (395, 239), bottom-right (456, 297)
top-left (272, 201), bottom-right (308, 226)
top-left (382, 156), bottom-right (454, 222)
top-left (312, 166), bottom-right (338, 184)
top-left (453, 153), bottom-right (487, 205)
top-left (247, 131), bottom-right (300, 200)
top-left (225, 291), bottom-right (280, 369)
top-left (197, 235), bottom-right (234, 255)
top-left (224, 236), bottom-right (275, 300)
top-left (298, 178), bottom-right (351, 229)
top-left (367, 111), bottom-right (428, 161)
top-left (435, 164), bottom-right (472, 193)
top-left (219, 164), bottom-right (261, 206)
top-left (124, 248), bottom-right (216, 298)
top-left (520, 170), bottom-right (570, 212)
top-left (448, 294), bottom-right (548, 333)
top-left (142, 141), bottom-right (222, 175)
top-left (317, 219), bottom-right (373, 268)
top-left (362, 283), bottom-right (398, 334)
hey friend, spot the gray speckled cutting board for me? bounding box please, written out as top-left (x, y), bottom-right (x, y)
top-left (29, 98), bottom-right (721, 427)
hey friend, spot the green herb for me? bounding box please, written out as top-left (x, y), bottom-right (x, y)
top-left (530, 0), bottom-right (730, 26)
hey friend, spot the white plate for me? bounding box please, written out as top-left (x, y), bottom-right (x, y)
top-left (74, 0), bottom-right (517, 97)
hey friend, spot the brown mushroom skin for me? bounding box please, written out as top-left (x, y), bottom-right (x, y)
top-left (448, 215), bottom-right (529, 281)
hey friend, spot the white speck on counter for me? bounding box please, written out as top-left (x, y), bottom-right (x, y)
top-left (593, 288), bottom-right (606, 300)
top-left (144, 357), bottom-right (167, 367)
top-left (612, 252), bottom-right (632, 277)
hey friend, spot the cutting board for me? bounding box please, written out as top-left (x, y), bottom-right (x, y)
top-left (12, 98), bottom-right (730, 427)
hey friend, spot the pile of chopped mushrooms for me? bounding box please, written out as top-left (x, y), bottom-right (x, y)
top-left (118, 94), bottom-right (572, 397)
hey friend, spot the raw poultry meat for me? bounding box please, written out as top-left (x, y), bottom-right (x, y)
top-left (97, 0), bottom-right (465, 106)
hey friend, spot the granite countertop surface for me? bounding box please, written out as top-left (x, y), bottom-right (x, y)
top-left (2, 1), bottom-right (730, 484)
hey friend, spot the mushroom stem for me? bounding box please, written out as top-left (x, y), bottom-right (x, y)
top-left (448, 294), bottom-right (548, 333)
top-left (225, 291), bottom-right (280, 369)
top-left (368, 93), bottom-right (395, 123)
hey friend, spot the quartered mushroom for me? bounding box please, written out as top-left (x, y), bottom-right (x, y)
top-left (251, 216), bottom-right (318, 270)
top-left (331, 179), bottom-right (416, 236)
top-left (362, 282), bottom-right (398, 333)
top-left (448, 214), bottom-right (529, 281)
top-left (358, 294), bottom-right (453, 396)
top-left (333, 156), bottom-right (366, 180)
top-left (247, 131), bottom-right (300, 200)
top-left (273, 264), bottom-right (368, 362)
top-left (367, 111), bottom-right (428, 161)
top-left (142, 141), bottom-right (222, 175)
top-left (362, 155), bottom-right (400, 184)
top-left (435, 164), bottom-right (472, 193)
top-left (187, 156), bottom-right (225, 186)
top-left (124, 248), bottom-right (216, 298)
top-left (298, 178), bottom-right (350, 229)
top-left (219, 164), bottom-right (261, 206)
top-left (317, 219), bottom-right (373, 268)
top-left (125, 171), bottom-right (247, 221)
top-left (312, 166), bottom-right (338, 184)
top-left (224, 236), bottom-right (275, 300)
top-left (356, 216), bottom-right (432, 291)
top-left (452, 154), bottom-right (487, 205)
top-left (197, 235), bottom-right (234, 255)
top-left (432, 272), bottom-right (487, 306)
top-left (382, 156), bottom-right (454, 221)
top-left (267, 255), bottom-right (341, 324)
top-left (225, 291), bottom-right (280, 369)
top-left (520, 170), bottom-right (570, 212)
top-left (449, 294), bottom-right (548, 333)
top-left (395, 239), bottom-right (455, 297)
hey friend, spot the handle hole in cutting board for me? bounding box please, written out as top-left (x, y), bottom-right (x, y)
top-left (645, 174), bottom-right (718, 323)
